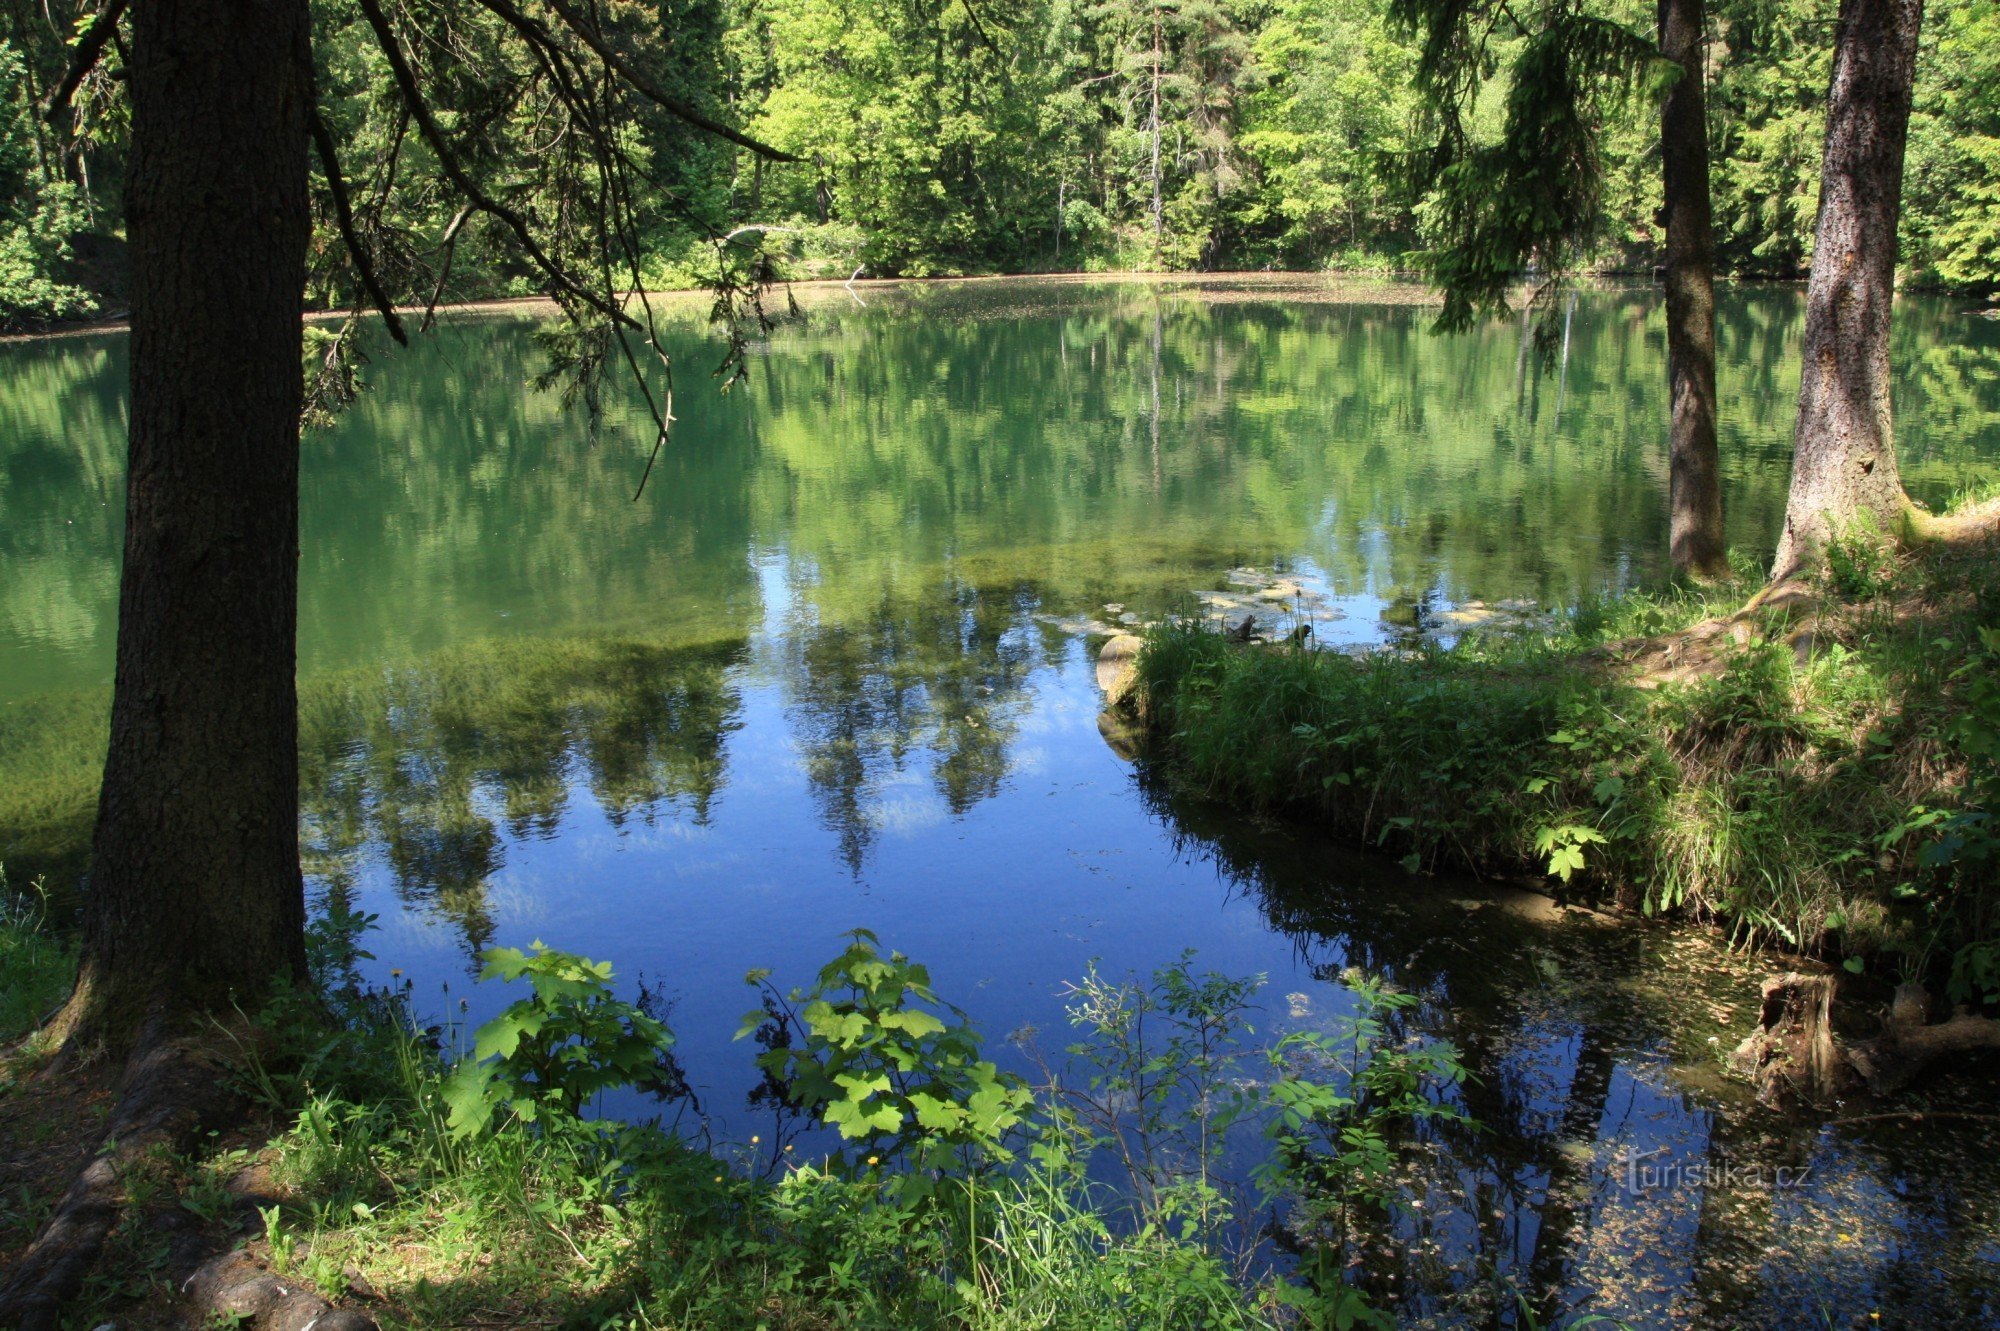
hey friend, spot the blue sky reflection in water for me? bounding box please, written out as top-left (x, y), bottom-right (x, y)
top-left (2, 276), bottom-right (1999, 1325)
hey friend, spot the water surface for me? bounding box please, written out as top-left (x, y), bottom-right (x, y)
top-left (4, 276), bottom-right (1999, 1326)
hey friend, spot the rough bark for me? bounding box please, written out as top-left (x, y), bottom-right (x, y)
top-left (1770, 0), bottom-right (1924, 578)
top-left (1659, 0), bottom-right (1728, 581)
top-left (56, 0), bottom-right (314, 1047)
top-left (1729, 972), bottom-right (1843, 1105)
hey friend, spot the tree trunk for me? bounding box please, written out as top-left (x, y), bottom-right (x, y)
top-left (1659, 0), bottom-right (1728, 580)
top-left (57, 0), bottom-right (314, 1048)
top-left (1149, 4), bottom-right (1163, 264)
top-left (1770, 0), bottom-right (1924, 578)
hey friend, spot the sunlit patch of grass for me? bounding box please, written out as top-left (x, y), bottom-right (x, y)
top-left (1134, 538), bottom-right (2000, 974)
top-left (1565, 558), bottom-right (1765, 646)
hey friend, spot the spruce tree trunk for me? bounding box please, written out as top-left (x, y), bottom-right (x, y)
top-left (1770, 0), bottom-right (1924, 577)
top-left (61, 0), bottom-right (313, 1046)
top-left (1659, 0), bottom-right (1728, 580)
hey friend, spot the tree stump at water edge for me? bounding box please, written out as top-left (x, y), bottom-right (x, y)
top-left (1730, 972), bottom-right (2000, 1106)
top-left (1730, 972), bottom-right (1844, 1105)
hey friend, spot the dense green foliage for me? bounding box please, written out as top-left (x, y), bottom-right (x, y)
top-left (1134, 523), bottom-right (2000, 995)
top-left (442, 943), bottom-right (694, 1135)
top-left (710, 0), bottom-right (2000, 287)
top-left (0, 42), bottom-right (94, 322)
top-left (1387, 0), bottom-right (1666, 332)
top-left (5, 0), bottom-right (1999, 325)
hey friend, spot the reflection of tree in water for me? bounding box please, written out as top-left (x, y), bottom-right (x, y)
top-left (783, 578), bottom-right (1049, 874)
top-left (1136, 774), bottom-right (2000, 1326)
top-left (302, 636), bottom-right (745, 956)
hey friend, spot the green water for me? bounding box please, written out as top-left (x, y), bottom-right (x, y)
top-left (3, 276), bottom-right (2000, 1325)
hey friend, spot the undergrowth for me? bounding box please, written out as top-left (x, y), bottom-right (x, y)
top-left (1134, 532), bottom-right (2000, 998)
top-left (0, 865), bottom-right (71, 1048)
top-left (216, 928), bottom-right (1472, 1330)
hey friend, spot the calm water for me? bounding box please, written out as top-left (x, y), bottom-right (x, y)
top-left (4, 276), bottom-right (2000, 1326)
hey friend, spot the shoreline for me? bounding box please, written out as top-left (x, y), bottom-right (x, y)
top-left (0, 266), bottom-right (1839, 346)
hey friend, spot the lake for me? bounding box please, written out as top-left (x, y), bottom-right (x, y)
top-left (4, 275), bottom-right (1999, 1326)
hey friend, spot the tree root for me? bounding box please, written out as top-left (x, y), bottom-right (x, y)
top-left (184, 1248), bottom-right (379, 1330)
top-left (0, 1021), bottom-right (378, 1330)
top-left (0, 1026), bottom-right (240, 1328)
top-left (1911, 494), bottom-right (2000, 548)
top-left (1729, 972), bottom-right (2000, 1106)
top-left (1591, 576), bottom-right (1826, 689)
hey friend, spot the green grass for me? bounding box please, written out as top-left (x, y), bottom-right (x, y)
top-left (1134, 535), bottom-right (2000, 984)
top-left (258, 1092), bottom-right (1275, 1330)
top-left (0, 870), bottom-right (73, 1046)
top-left (213, 938), bottom-right (1465, 1331)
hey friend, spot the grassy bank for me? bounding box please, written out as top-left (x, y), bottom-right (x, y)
top-left (1133, 526), bottom-right (2000, 997)
top-left (0, 911), bottom-right (1471, 1329)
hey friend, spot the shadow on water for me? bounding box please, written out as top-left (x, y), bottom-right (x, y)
top-left (1141, 777), bottom-right (2000, 1329)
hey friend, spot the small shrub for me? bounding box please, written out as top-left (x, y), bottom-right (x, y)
top-left (443, 943), bottom-right (689, 1137)
top-left (741, 929), bottom-right (1032, 1207)
top-left (1825, 514), bottom-right (1901, 600)
top-left (1035, 953), bottom-right (1265, 1233)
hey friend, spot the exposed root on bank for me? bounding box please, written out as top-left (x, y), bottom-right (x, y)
top-left (1596, 495), bottom-right (1999, 693)
top-left (1913, 494), bottom-right (2000, 547)
top-left (1590, 576), bottom-right (1824, 688)
top-left (0, 1018), bottom-right (381, 1330)
top-left (0, 1026), bottom-right (242, 1328)
top-left (185, 1248), bottom-right (379, 1330)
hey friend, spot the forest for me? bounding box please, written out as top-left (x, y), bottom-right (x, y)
top-left (2, 0), bottom-right (2000, 1324)
top-left (5, 0), bottom-right (2000, 324)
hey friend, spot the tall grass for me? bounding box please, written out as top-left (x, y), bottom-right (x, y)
top-left (0, 868), bottom-right (72, 1045)
top-left (1134, 538), bottom-right (1999, 970)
